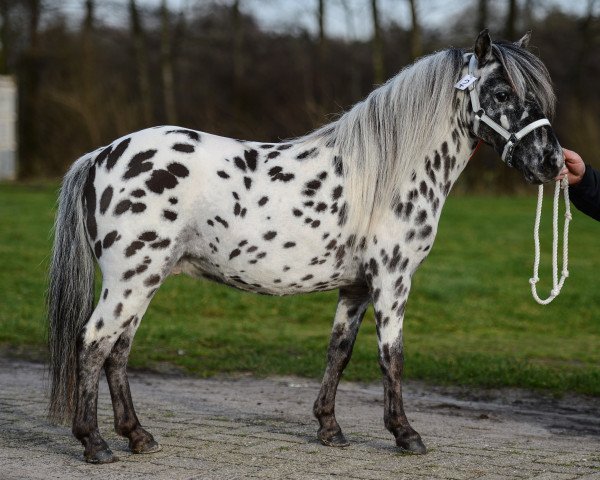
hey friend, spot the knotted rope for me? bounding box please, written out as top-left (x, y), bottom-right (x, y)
top-left (529, 177), bottom-right (572, 305)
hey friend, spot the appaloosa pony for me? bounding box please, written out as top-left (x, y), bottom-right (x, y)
top-left (48, 31), bottom-right (562, 463)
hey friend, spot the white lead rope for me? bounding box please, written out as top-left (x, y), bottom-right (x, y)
top-left (529, 177), bottom-right (572, 305)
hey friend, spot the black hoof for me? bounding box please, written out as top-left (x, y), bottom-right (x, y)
top-left (318, 430), bottom-right (350, 448)
top-left (85, 448), bottom-right (118, 464)
top-left (130, 438), bottom-right (162, 454)
top-left (396, 434), bottom-right (427, 455)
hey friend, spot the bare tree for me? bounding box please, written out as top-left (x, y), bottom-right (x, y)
top-left (315, 0), bottom-right (328, 108)
top-left (231, 0), bottom-right (244, 119)
top-left (161, 0), bottom-right (177, 124)
top-left (370, 0), bottom-right (384, 84)
top-left (18, 0), bottom-right (42, 177)
top-left (78, 0), bottom-right (102, 145)
top-left (505, 0), bottom-right (517, 39)
top-left (0, 0), bottom-right (11, 74)
top-left (477, 0), bottom-right (488, 32)
top-left (129, 0), bottom-right (153, 125)
top-left (407, 0), bottom-right (421, 61)
top-left (339, 0), bottom-right (361, 100)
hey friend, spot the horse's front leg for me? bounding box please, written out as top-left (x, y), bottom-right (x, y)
top-left (365, 247), bottom-right (427, 454)
top-left (314, 284), bottom-right (370, 447)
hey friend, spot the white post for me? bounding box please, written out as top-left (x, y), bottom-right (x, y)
top-left (0, 75), bottom-right (17, 180)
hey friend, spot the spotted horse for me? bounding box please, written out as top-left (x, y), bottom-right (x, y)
top-left (47, 31), bottom-right (563, 463)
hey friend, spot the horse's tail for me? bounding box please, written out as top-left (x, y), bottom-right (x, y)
top-left (47, 154), bottom-right (95, 424)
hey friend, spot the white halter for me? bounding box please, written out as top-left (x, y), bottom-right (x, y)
top-left (466, 54), bottom-right (551, 167)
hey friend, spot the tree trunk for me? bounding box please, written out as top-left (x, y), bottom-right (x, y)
top-left (339, 0), bottom-right (360, 100)
top-left (477, 0), bottom-right (488, 33)
top-left (231, 0), bottom-right (245, 125)
top-left (370, 0), bottom-right (384, 84)
top-left (18, 0), bottom-right (42, 178)
top-left (129, 0), bottom-right (153, 125)
top-left (315, 0), bottom-right (328, 109)
top-left (80, 0), bottom-right (101, 146)
top-left (160, 0), bottom-right (177, 124)
top-left (407, 0), bottom-right (421, 61)
top-left (0, 0), bottom-right (11, 74)
top-left (505, 0), bottom-right (517, 40)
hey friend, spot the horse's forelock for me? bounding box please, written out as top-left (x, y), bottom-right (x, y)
top-left (492, 42), bottom-right (556, 119)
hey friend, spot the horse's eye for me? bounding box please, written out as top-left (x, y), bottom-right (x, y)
top-left (495, 91), bottom-right (509, 102)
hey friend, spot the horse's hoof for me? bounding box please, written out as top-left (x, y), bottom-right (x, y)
top-left (85, 448), bottom-right (118, 464)
top-left (318, 430), bottom-right (350, 448)
top-left (131, 439), bottom-right (162, 454)
top-left (396, 435), bottom-right (427, 455)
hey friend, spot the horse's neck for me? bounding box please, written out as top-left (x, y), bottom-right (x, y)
top-left (411, 119), bottom-right (477, 222)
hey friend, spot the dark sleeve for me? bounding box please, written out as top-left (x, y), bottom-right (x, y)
top-left (569, 164), bottom-right (600, 221)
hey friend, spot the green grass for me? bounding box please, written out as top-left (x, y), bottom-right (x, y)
top-left (1, 182), bottom-right (599, 395)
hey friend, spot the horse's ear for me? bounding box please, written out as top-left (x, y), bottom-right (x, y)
top-left (475, 29), bottom-right (492, 65)
top-left (516, 31), bottom-right (532, 48)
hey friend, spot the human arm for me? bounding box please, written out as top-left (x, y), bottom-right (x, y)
top-left (561, 148), bottom-right (600, 221)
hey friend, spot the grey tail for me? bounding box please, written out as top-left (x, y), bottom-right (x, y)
top-left (47, 155), bottom-right (95, 424)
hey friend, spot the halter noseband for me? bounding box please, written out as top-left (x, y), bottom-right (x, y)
top-left (466, 54), bottom-right (551, 167)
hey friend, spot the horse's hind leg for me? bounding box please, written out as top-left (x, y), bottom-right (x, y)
top-left (72, 300), bottom-right (120, 463)
top-left (73, 276), bottom-right (159, 463)
top-left (105, 323), bottom-right (160, 454)
top-left (313, 285), bottom-right (369, 447)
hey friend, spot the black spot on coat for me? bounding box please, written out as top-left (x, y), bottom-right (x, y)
top-left (99, 186), bottom-right (113, 215)
top-left (172, 143), bottom-right (195, 153)
top-left (106, 138), bottom-right (131, 171)
top-left (146, 170), bottom-right (178, 194)
top-left (125, 240), bottom-right (144, 257)
top-left (163, 210), bottom-right (177, 221)
top-left (139, 231), bottom-right (158, 241)
top-left (167, 162), bottom-right (189, 178)
top-left (114, 199), bottom-right (131, 215)
top-left (296, 147), bottom-right (317, 160)
top-left (83, 166), bottom-right (97, 240)
top-left (244, 149), bottom-right (258, 171)
top-left (103, 230), bottom-right (119, 249)
top-left (166, 129), bottom-right (200, 142)
top-left (123, 149), bottom-right (156, 179)
top-left (95, 146), bottom-right (112, 167)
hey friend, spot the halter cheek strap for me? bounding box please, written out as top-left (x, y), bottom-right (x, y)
top-left (466, 54), bottom-right (551, 167)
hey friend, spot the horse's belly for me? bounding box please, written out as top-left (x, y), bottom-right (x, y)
top-left (173, 235), bottom-right (357, 296)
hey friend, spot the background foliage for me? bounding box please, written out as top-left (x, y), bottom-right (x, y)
top-left (3, 0), bottom-right (600, 191)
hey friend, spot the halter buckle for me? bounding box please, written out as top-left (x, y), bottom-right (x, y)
top-left (504, 142), bottom-right (515, 167)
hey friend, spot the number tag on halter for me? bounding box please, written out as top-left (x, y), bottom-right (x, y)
top-left (454, 74), bottom-right (478, 90)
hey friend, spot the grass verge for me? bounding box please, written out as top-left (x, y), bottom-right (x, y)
top-left (1, 182), bottom-right (598, 395)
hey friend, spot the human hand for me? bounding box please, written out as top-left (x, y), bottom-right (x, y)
top-left (557, 148), bottom-right (586, 185)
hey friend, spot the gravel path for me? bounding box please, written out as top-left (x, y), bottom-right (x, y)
top-left (0, 358), bottom-right (599, 479)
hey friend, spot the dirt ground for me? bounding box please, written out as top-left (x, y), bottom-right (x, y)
top-left (0, 358), bottom-right (599, 479)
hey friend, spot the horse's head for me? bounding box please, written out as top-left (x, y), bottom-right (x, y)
top-left (466, 30), bottom-right (562, 184)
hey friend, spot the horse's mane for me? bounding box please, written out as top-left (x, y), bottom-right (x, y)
top-left (295, 42), bottom-right (555, 239)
